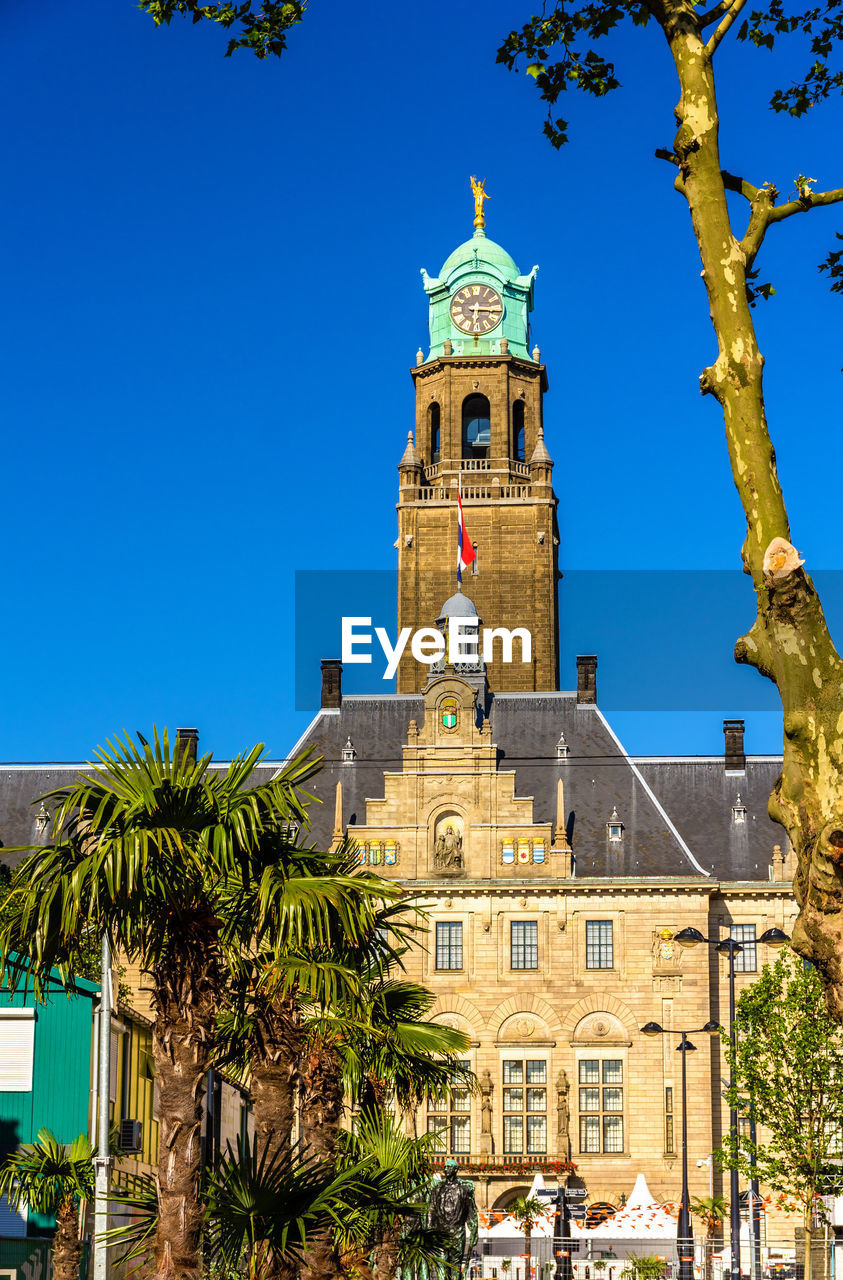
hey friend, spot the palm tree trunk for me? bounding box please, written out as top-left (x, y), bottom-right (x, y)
top-left (524, 1226), bottom-right (532, 1280)
top-left (370, 1218), bottom-right (402, 1280)
top-left (52, 1194), bottom-right (82, 1280)
top-left (151, 934), bottom-right (219, 1280)
top-left (250, 993), bottom-right (305, 1280)
top-left (298, 1035), bottom-right (345, 1280)
top-left (251, 991), bottom-right (304, 1160)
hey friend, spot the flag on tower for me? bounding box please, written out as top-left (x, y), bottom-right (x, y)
top-left (457, 478), bottom-right (476, 584)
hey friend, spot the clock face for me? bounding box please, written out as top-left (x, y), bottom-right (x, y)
top-left (449, 283), bottom-right (503, 335)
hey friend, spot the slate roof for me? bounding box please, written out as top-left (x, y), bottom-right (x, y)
top-left (0, 695), bottom-right (785, 882)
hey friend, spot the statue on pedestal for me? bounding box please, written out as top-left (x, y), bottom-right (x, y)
top-left (427, 1160), bottom-right (478, 1279)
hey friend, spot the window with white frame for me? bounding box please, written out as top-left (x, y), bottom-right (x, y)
top-left (730, 923), bottom-right (757, 972)
top-left (585, 920), bottom-right (614, 969)
top-left (0, 1010), bottom-right (35, 1092)
top-left (427, 1060), bottom-right (471, 1155)
top-left (578, 1059), bottom-right (624, 1153)
top-left (502, 1059), bottom-right (547, 1154)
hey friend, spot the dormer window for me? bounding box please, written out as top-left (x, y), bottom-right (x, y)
top-left (556, 732), bottom-right (569, 759)
top-left (732, 794), bottom-right (747, 824)
top-left (607, 808), bottom-right (624, 842)
top-left (341, 737), bottom-right (357, 762)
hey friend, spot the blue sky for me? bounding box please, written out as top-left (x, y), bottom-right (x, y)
top-left (1, 0), bottom-right (841, 761)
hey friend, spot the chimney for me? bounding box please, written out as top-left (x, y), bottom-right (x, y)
top-left (723, 718), bottom-right (746, 771)
top-left (576, 655), bottom-right (597, 705)
top-left (321, 659), bottom-right (342, 709)
top-left (175, 727), bottom-right (199, 764)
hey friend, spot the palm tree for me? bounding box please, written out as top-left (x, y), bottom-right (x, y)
top-left (334, 1111), bottom-right (454, 1280)
top-left (0, 730), bottom-right (380, 1280)
top-left (509, 1195), bottom-right (546, 1280)
top-left (691, 1195), bottom-right (728, 1280)
top-left (294, 902), bottom-right (471, 1280)
top-left (0, 1129), bottom-right (93, 1280)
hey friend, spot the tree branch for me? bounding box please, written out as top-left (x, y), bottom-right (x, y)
top-left (698, 0), bottom-right (732, 28)
top-left (655, 148), bottom-right (681, 167)
top-left (767, 188), bottom-right (843, 226)
top-left (705, 0), bottom-right (751, 56)
top-left (740, 186), bottom-right (843, 264)
top-left (721, 170), bottom-right (761, 202)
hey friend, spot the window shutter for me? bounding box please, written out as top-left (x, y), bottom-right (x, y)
top-left (0, 1009), bottom-right (35, 1092)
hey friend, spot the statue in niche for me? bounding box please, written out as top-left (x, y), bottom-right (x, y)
top-left (556, 1068), bottom-right (571, 1160)
top-left (479, 1069), bottom-right (493, 1136)
top-left (434, 823), bottom-right (463, 870)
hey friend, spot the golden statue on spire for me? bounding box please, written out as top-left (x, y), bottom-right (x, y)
top-left (470, 176), bottom-right (489, 230)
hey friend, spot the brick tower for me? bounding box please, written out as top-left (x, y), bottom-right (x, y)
top-left (396, 189), bottom-right (560, 693)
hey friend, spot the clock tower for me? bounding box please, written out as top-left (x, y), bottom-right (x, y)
top-left (396, 188), bottom-right (560, 694)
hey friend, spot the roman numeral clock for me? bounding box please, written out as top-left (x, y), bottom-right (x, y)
top-left (449, 284), bottom-right (503, 335)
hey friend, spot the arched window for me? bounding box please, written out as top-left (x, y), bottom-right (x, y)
top-left (462, 394), bottom-right (490, 459)
top-left (513, 399), bottom-right (526, 462)
top-left (429, 402), bottom-right (441, 464)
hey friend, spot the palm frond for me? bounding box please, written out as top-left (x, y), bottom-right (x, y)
top-left (0, 1129), bottom-right (93, 1214)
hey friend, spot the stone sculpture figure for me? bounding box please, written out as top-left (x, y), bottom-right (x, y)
top-left (427, 1160), bottom-right (478, 1279)
top-left (434, 824), bottom-right (463, 869)
top-left (556, 1068), bottom-right (571, 1160)
top-left (479, 1069), bottom-right (493, 1135)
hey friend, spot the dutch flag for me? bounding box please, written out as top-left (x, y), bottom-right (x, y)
top-left (457, 477), bottom-right (477, 584)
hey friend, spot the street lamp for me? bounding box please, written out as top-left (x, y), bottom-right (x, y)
top-left (641, 1020), bottom-right (720, 1280)
top-left (674, 927), bottom-right (789, 1280)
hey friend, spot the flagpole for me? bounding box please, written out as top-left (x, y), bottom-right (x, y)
top-left (456, 471), bottom-right (462, 592)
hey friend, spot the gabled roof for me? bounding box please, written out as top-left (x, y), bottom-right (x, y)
top-left (0, 695), bottom-right (785, 883)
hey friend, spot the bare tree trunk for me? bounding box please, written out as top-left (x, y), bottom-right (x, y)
top-left (151, 930), bottom-right (219, 1280)
top-left (298, 1036), bottom-right (345, 1280)
top-left (658, 0), bottom-right (843, 1013)
top-left (52, 1194), bottom-right (82, 1280)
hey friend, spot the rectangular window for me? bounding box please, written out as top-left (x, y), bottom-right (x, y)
top-left (504, 1115), bottom-right (524, 1153)
top-left (586, 920), bottom-right (614, 969)
top-left (578, 1058), bottom-right (624, 1154)
top-left (665, 1086), bottom-right (675, 1154)
top-left (451, 1116), bottom-right (471, 1153)
top-left (427, 1060), bottom-right (471, 1156)
top-left (0, 1010), bottom-right (34, 1092)
top-left (435, 922), bottom-right (463, 970)
top-left (511, 920), bottom-right (538, 970)
top-left (579, 1115), bottom-right (600, 1153)
top-left (503, 1059), bottom-right (547, 1154)
top-left (603, 1115), bottom-right (624, 1152)
top-left (730, 924), bottom-right (758, 973)
top-left (527, 1116), bottom-right (547, 1153)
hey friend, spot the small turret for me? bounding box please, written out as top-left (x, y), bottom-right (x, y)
top-left (398, 430), bottom-right (422, 499)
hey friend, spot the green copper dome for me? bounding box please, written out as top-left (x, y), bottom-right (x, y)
top-left (421, 223), bottom-right (538, 361)
top-left (439, 231), bottom-right (520, 282)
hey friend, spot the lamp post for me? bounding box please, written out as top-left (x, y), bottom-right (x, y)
top-left (641, 1020), bottom-right (720, 1280)
top-left (673, 926), bottom-right (789, 1280)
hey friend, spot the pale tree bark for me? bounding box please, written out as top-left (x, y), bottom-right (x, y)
top-left (650, 0), bottom-right (843, 1014)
